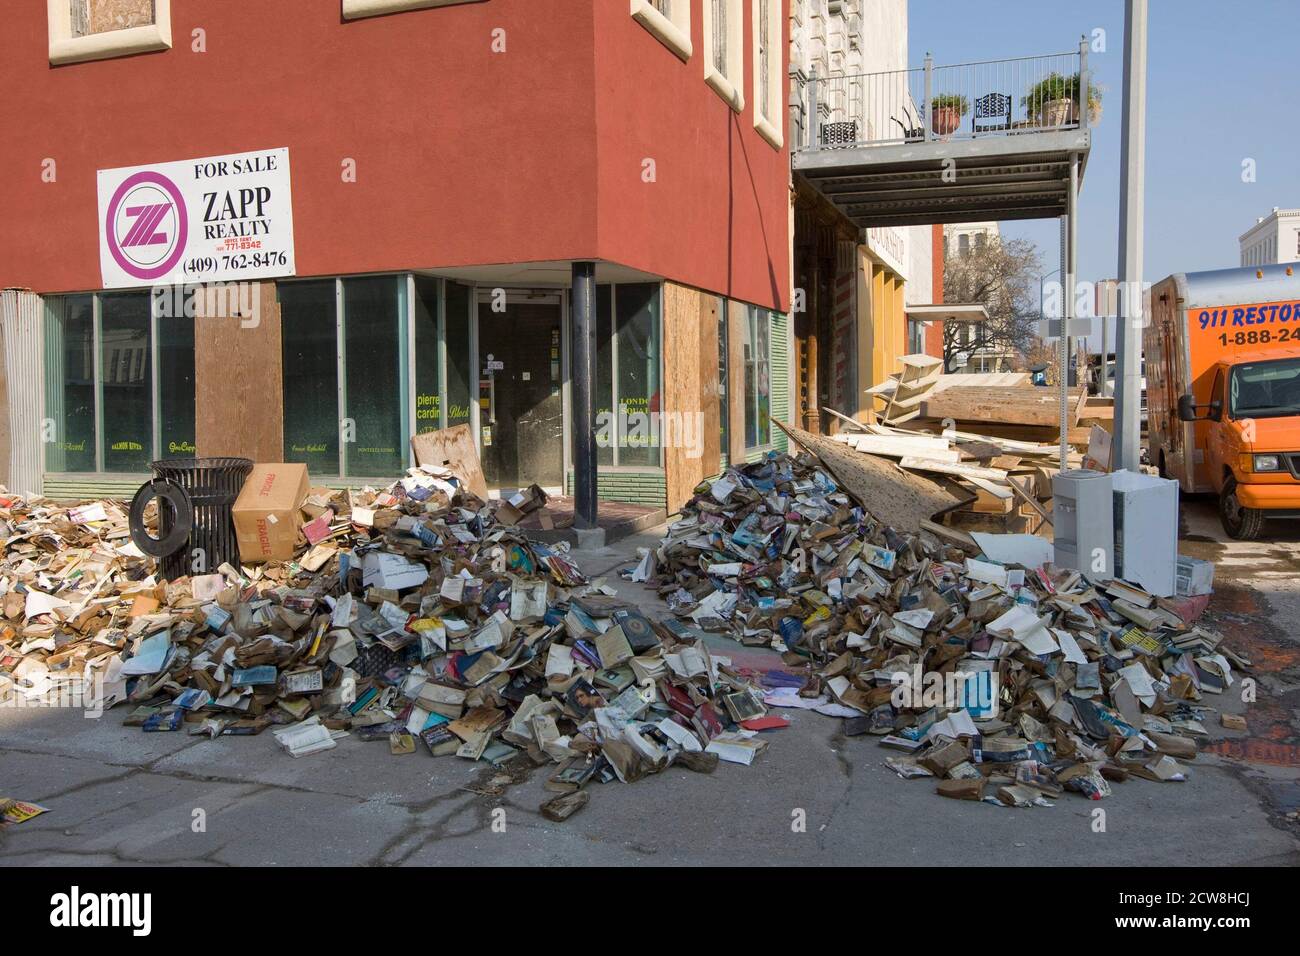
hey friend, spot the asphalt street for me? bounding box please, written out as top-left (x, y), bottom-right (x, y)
top-left (2, 496), bottom-right (1297, 866)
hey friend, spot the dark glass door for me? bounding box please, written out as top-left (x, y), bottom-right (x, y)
top-left (477, 301), bottom-right (563, 491)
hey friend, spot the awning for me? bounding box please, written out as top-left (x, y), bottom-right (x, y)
top-left (905, 303), bottom-right (989, 324)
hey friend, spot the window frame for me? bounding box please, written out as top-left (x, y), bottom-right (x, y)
top-left (342, 0), bottom-right (486, 20)
top-left (597, 283), bottom-right (665, 470)
top-left (743, 305), bottom-right (773, 452)
top-left (751, 0), bottom-right (783, 148)
top-left (43, 288), bottom-right (198, 474)
top-left (48, 0), bottom-right (172, 66)
top-left (631, 0), bottom-right (693, 62)
top-left (702, 0), bottom-right (744, 112)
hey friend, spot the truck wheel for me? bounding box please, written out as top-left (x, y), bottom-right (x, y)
top-left (1220, 478), bottom-right (1265, 540)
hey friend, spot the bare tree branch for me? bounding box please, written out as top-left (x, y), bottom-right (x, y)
top-left (941, 236), bottom-right (1043, 373)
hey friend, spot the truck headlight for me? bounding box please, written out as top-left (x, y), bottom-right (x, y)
top-left (1253, 454), bottom-right (1281, 472)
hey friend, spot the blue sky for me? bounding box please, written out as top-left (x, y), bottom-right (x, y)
top-left (909, 0), bottom-right (1299, 286)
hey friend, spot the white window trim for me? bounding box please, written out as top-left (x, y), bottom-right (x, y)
top-left (631, 1), bottom-right (692, 62)
top-left (48, 0), bottom-right (172, 66)
top-left (702, 0), bottom-right (744, 112)
top-left (751, 0), bottom-right (782, 148)
top-left (343, 0), bottom-right (486, 20)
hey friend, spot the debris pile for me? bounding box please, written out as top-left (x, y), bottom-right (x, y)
top-left (634, 435), bottom-right (1242, 808)
top-left (0, 471), bottom-right (776, 820)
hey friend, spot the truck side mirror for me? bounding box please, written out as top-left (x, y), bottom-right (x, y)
top-left (1178, 393), bottom-right (1222, 422)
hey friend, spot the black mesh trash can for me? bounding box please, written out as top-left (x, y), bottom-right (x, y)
top-left (129, 457), bottom-right (253, 581)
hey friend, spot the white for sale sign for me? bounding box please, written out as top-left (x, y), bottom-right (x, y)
top-left (97, 147), bottom-right (296, 288)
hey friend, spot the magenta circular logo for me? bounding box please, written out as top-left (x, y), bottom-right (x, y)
top-left (104, 170), bottom-right (188, 281)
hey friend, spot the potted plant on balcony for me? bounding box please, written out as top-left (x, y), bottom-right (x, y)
top-left (1023, 72), bottom-right (1103, 127)
top-left (929, 93), bottom-right (968, 136)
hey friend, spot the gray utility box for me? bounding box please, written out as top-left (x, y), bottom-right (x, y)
top-left (1112, 469), bottom-right (1179, 597)
top-left (1052, 469), bottom-right (1114, 578)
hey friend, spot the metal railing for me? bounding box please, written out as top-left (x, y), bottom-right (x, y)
top-left (793, 42), bottom-right (1091, 152)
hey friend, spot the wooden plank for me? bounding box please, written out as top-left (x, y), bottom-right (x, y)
top-left (410, 424), bottom-right (488, 500)
top-left (897, 457), bottom-right (1010, 481)
top-left (920, 518), bottom-right (979, 552)
top-left (195, 280), bottom-right (284, 462)
top-left (928, 371), bottom-right (1031, 392)
top-left (775, 420), bottom-right (972, 532)
top-left (921, 386), bottom-right (1085, 427)
top-left (966, 475), bottom-right (1013, 498)
top-left (1007, 474), bottom-right (1053, 531)
top-left (846, 434), bottom-right (958, 461)
top-left (822, 406), bottom-right (869, 433)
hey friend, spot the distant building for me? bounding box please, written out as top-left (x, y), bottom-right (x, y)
top-left (1239, 208), bottom-right (1300, 266)
top-left (941, 222), bottom-right (1015, 372)
top-left (788, 0), bottom-right (932, 431)
top-left (944, 221), bottom-right (1000, 259)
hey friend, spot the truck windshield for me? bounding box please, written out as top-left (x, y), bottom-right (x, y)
top-left (1230, 358), bottom-right (1300, 419)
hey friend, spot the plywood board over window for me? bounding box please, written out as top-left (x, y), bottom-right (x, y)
top-left (79, 0), bottom-right (155, 36)
top-left (195, 281), bottom-right (285, 463)
top-left (48, 0), bottom-right (171, 64)
top-left (662, 283), bottom-right (722, 511)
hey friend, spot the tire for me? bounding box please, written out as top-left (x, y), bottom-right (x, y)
top-left (1219, 477), bottom-right (1265, 541)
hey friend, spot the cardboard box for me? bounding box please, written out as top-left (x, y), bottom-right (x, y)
top-left (232, 463), bottom-right (310, 563)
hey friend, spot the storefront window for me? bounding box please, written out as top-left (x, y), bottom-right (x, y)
top-left (159, 306), bottom-right (195, 457)
top-left (100, 292), bottom-right (153, 471)
top-left (44, 295), bottom-right (96, 473)
top-left (718, 296), bottom-right (728, 456)
top-left (445, 281), bottom-right (473, 428)
top-left (343, 276), bottom-right (406, 477)
top-left (744, 306), bottom-right (772, 449)
top-left (596, 285), bottom-right (614, 466)
top-left (615, 283), bottom-right (661, 466)
top-left (280, 280), bottom-right (339, 475)
top-left (413, 276), bottom-right (440, 434)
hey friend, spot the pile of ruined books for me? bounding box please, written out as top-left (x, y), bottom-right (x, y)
top-left (0, 471), bottom-right (774, 821)
top-left (635, 442), bottom-right (1243, 808)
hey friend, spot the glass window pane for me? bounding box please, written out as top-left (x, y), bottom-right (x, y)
top-left (615, 283), bottom-right (660, 467)
top-left (755, 308), bottom-right (771, 446)
top-left (280, 280), bottom-right (339, 475)
top-left (44, 295), bottom-right (96, 472)
top-left (718, 297), bottom-right (728, 455)
top-left (445, 281), bottom-right (472, 427)
top-left (744, 307), bottom-right (771, 449)
top-left (159, 300), bottom-right (195, 457)
top-left (743, 312), bottom-right (756, 448)
top-left (596, 285), bottom-right (613, 467)
top-left (414, 276), bottom-right (441, 434)
top-left (100, 292), bottom-right (153, 472)
top-left (343, 276), bottom-right (404, 478)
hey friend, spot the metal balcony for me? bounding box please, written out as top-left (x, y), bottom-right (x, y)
top-left (791, 43), bottom-right (1093, 228)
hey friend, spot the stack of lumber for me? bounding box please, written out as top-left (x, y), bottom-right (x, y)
top-left (907, 379), bottom-right (1114, 447)
top-left (826, 410), bottom-right (1079, 534)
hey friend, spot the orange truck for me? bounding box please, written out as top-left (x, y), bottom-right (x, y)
top-left (1145, 264), bottom-right (1300, 539)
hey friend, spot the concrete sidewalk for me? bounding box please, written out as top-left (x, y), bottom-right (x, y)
top-left (2, 510), bottom-right (1297, 866)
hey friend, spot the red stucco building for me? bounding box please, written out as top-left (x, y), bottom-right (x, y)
top-left (0, 0), bottom-right (792, 514)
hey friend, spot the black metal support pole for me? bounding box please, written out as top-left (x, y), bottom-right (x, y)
top-left (571, 262), bottom-right (598, 529)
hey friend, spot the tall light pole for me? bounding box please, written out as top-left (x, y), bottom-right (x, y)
top-left (1114, 0), bottom-right (1148, 471)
